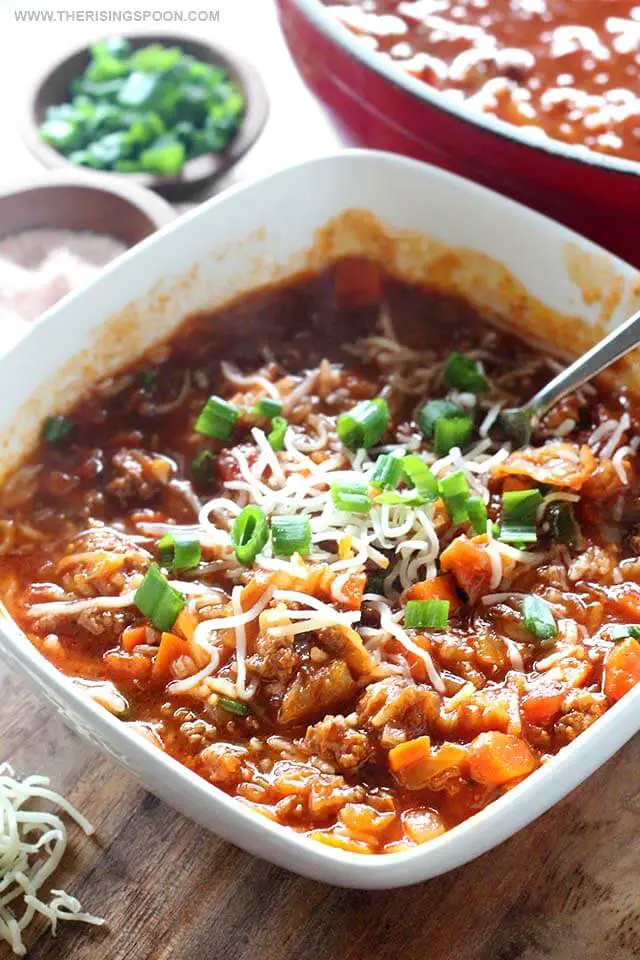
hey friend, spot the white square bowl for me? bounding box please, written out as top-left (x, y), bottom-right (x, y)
top-left (1, 150), bottom-right (639, 889)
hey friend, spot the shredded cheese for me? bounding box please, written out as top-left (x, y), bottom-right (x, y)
top-left (0, 765), bottom-right (103, 956)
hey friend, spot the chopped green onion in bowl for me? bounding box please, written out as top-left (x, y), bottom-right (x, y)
top-left (438, 471), bottom-right (471, 526)
top-left (254, 397), bottom-right (283, 419)
top-left (232, 506), bottom-right (269, 565)
top-left (158, 532), bottom-right (201, 573)
top-left (195, 395), bottom-right (239, 441)
top-left (272, 516), bottom-right (311, 557)
top-left (134, 563), bottom-right (185, 632)
top-left (405, 599), bottom-right (449, 630)
top-left (337, 397), bottom-right (389, 450)
top-left (331, 482), bottom-right (372, 514)
top-left (268, 416), bottom-right (288, 451)
top-left (39, 38), bottom-right (246, 177)
top-left (442, 352), bottom-right (489, 393)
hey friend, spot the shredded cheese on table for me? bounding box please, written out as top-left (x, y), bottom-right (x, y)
top-left (0, 764), bottom-right (103, 956)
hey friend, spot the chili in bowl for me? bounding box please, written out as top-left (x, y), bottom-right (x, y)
top-left (0, 151), bottom-right (638, 887)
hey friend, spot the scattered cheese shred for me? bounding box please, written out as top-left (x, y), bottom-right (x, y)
top-left (0, 764), bottom-right (103, 956)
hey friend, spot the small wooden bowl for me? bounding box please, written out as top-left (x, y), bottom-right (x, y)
top-left (0, 171), bottom-right (175, 246)
top-left (22, 33), bottom-right (270, 202)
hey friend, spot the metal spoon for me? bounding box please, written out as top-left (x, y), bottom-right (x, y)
top-left (499, 306), bottom-right (640, 446)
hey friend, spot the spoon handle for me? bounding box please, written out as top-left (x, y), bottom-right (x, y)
top-left (526, 307), bottom-right (640, 419)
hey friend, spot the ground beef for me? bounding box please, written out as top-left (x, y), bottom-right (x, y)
top-left (304, 714), bottom-right (375, 771)
top-left (356, 678), bottom-right (439, 747)
top-left (553, 691), bottom-right (608, 747)
top-left (106, 448), bottom-right (162, 504)
top-left (248, 630), bottom-right (300, 688)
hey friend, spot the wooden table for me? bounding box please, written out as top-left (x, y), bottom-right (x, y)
top-left (2, 660), bottom-right (639, 960)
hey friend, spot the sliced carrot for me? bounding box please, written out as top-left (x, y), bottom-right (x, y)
top-left (104, 650), bottom-right (152, 683)
top-left (388, 736), bottom-right (431, 775)
top-left (440, 535), bottom-right (492, 599)
top-left (152, 632), bottom-right (189, 684)
top-left (405, 574), bottom-right (461, 612)
top-left (174, 608), bottom-right (199, 643)
top-left (121, 626), bottom-right (148, 653)
top-left (604, 638), bottom-right (640, 702)
top-left (467, 731), bottom-right (538, 788)
top-left (521, 690), bottom-right (565, 727)
top-left (389, 738), bottom-right (468, 790)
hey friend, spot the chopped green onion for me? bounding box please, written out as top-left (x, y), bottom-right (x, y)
top-left (502, 489), bottom-right (543, 524)
top-left (191, 449), bottom-right (214, 483)
top-left (254, 397), bottom-right (282, 418)
top-left (337, 397), bottom-right (389, 450)
top-left (370, 452), bottom-right (404, 490)
top-left (374, 491), bottom-right (428, 506)
top-left (402, 455), bottom-right (438, 501)
top-left (136, 368), bottom-right (156, 390)
top-left (418, 399), bottom-right (462, 439)
top-left (546, 502), bottom-right (580, 548)
top-left (522, 595), bottom-right (557, 642)
top-left (499, 525), bottom-right (539, 544)
top-left (195, 395), bottom-right (239, 441)
top-left (405, 599), bottom-right (449, 630)
top-left (158, 532), bottom-right (201, 572)
top-left (134, 563), bottom-right (185, 632)
top-left (42, 415), bottom-right (74, 445)
top-left (443, 352), bottom-right (489, 393)
top-left (434, 415), bottom-right (473, 456)
top-left (607, 624), bottom-right (640, 641)
top-left (272, 515), bottom-right (311, 557)
top-left (231, 505), bottom-right (269, 565)
top-left (467, 496), bottom-right (488, 534)
top-left (267, 416), bottom-right (288, 451)
top-left (331, 482), bottom-right (372, 514)
top-left (438, 471), bottom-right (470, 525)
top-left (500, 489), bottom-right (543, 544)
top-left (218, 695), bottom-right (249, 716)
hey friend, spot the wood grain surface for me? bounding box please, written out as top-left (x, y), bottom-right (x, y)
top-left (1, 660), bottom-right (639, 960)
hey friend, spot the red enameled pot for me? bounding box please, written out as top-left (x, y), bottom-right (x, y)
top-left (276, 0), bottom-right (640, 267)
